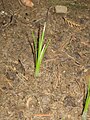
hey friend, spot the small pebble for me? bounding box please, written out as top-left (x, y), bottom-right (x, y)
top-left (55, 5), bottom-right (67, 13)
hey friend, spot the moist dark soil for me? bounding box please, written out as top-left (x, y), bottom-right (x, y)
top-left (0, 0), bottom-right (90, 120)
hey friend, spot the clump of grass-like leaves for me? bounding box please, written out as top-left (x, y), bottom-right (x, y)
top-left (32, 22), bottom-right (49, 77)
top-left (82, 71), bottom-right (90, 120)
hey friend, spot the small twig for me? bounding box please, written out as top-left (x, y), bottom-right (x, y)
top-left (62, 50), bottom-right (81, 66)
top-left (26, 97), bottom-right (32, 109)
top-left (81, 41), bottom-right (90, 47)
top-left (33, 113), bottom-right (51, 117)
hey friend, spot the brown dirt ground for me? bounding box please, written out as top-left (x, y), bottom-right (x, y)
top-left (0, 0), bottom-right (90, 120)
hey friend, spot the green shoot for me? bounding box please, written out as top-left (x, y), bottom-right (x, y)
top-left (82, 72), bottom-right (90, 120)
top-left (32, 22), bottom-right (50, 77)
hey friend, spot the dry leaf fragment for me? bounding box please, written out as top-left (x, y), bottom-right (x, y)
top-left (20, 0), bottom-right (34, 7)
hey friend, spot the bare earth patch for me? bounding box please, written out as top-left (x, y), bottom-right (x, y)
top-left (0, 0), bottom-right (90, 120)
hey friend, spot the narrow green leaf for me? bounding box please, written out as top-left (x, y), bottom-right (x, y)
top-left (82, 112), bottom-right (87, 120)
top-left (38, 40), bottom-right (50, 66)
top-left (83, 81), bottom-right (90, 112)
top-left (38, 22), bottom-right (46, 57)
top-left (82, 80), bottom-right (90, 120)
top-left (35, 40), bottom-right (50, 77)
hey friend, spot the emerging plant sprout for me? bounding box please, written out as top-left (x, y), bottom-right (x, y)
top-left (32, 22), bottom-right (50, 77)
top-left (82, 70), bottom-right (90, 120)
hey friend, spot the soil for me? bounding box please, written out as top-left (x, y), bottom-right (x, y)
top-left (0, 0), bottom-right (90, 120)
